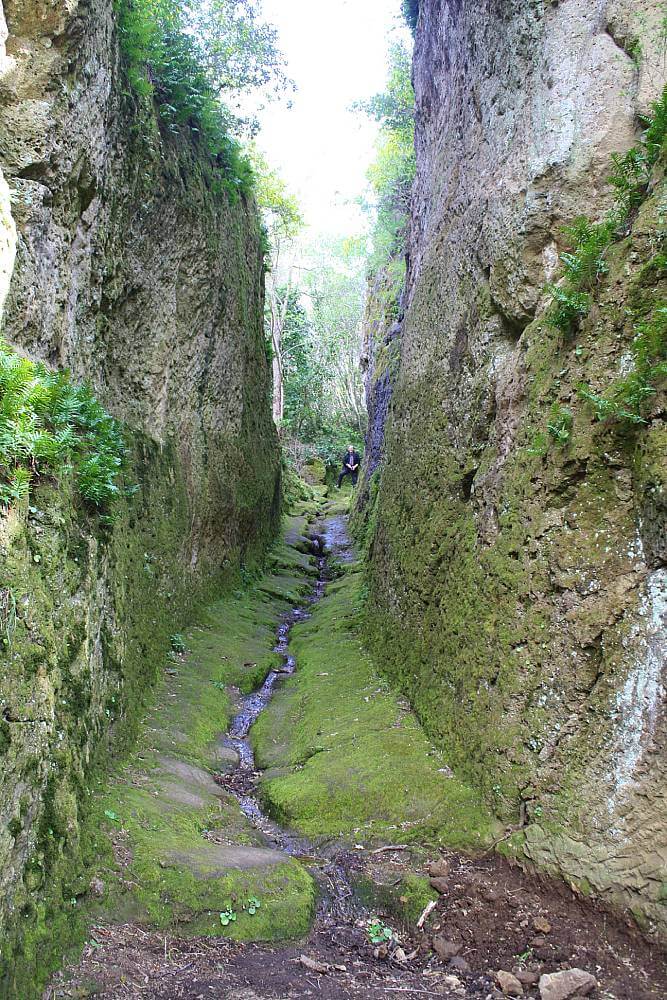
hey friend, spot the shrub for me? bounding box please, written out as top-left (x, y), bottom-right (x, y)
top-left (115, 0), bottom-right (287, 200)
top-left (0, 341), bottom-right (126, 514)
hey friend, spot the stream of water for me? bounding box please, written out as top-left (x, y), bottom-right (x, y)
top-left (216, 518), bottom-right (364, 921)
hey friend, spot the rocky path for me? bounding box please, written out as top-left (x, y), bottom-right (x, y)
top-left (47, 500), bottom-right (666, 999)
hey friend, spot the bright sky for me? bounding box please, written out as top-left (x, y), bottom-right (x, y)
top-left (254, 0), bottom-right (409, 240)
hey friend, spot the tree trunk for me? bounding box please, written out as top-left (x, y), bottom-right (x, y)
top-left (272, 346), bottom-right (283, 423)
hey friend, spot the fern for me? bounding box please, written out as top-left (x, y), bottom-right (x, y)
top-left (0, 340), bottom-right (128, 515)
top-left (8, 467), bottom-right (31, 503)
top-left (578, 305), bottom-right (667, 427)
top-left (547, 86), bottom-right (667, 335)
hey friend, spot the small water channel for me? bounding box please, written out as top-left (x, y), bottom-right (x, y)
top-left (216, 516), bottom-right (365, 921)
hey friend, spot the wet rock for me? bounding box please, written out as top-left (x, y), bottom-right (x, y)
top-left (533, 915), bottom-right (552, 934)
top-left (433, 936), bottom-right (461, 961)
top-left (538, 969), bottom-right (597, 999)
top-left (496, 970), bottom-right (524, 996)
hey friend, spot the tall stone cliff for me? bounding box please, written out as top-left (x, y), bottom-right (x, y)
top-left (363, 0), bottom-right (667, 934)
top-left (0, 0), bottom-right (279, 990)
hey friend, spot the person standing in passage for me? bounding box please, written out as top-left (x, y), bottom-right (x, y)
top-left (337, 444), bottom-right (361, 489)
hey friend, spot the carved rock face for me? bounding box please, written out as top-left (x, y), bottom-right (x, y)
top-left (363, 0), bottom-right (667, 934)
top-left (0, 0), bottom-right (279, 979)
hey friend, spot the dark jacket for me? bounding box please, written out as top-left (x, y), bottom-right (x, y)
top-left (343, 450), bottom-right (360, 469)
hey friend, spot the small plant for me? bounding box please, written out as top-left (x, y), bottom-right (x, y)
top-left (609, 91), bottom-right (666, 221)
top-left (559, 217), bottom-right (615, 288)
top-left (219, 904), bottom-right (237, 926)
top-left (546, 86), bottom-right (667, 334)
top-left (366, 916), bottom-right (396, 945)
top-left (546, 285), bottom-right (592, 333)
top-left (547, 405), bottom-right (573, 445)
top-left (578, 305), bottom-right (667, 426)
top-left (169, 633), bottom-right (186, 654)
top-left (0, 340), bottom-right (127, 515)
top-left (245, 895), bottom-right (261, 915)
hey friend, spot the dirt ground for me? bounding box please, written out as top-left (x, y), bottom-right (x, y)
top-left (46, 846), bottom-right (667, 1000)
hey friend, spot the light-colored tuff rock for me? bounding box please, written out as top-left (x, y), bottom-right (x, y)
top-left (538, 968), bottom-right (597, 1000)
top-left (496, 970), bottom-right (524, 997)
top-left (0, 0), bottom-right (279, 991)
top-left (362, 0), bottom-right (667, 936)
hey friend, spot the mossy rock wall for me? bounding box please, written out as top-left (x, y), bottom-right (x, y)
top-left (0, 0), bottom-right (279, 990)
top-left (363, 0), bottom-right (667, 935)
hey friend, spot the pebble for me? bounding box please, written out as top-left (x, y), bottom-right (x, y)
top-left (428, 858), bottom-right (450, 878)
top-left (531, 935), bottom-right (546, 947)
top-left (448, 956), bottom-right (470, 973)
top-left (515, 969), bottom-right (540, 986)
top-left (533, 915), bottom-right (552, 934)
top-left (538, 968), bottom-right (597, 999)
top-left (432, 936), bottom-right (461, 961)
top-left (496, 969), bottom-right (524, 996)
top-left (430, 876), bottom-right (449, 893)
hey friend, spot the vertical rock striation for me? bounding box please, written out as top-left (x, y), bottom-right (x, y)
top-left (364, 0), bottom-right (667, 934)
top-left (0, 0), bottom-right (279, 991)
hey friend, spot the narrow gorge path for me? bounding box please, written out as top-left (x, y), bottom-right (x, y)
top-left (48, 501), bottom-right (667, 1000)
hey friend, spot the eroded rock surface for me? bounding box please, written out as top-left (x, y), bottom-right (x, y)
top-left (362, 0), bottom-right (667, 935)
top-left (0, 0), bottom-right (279, 991)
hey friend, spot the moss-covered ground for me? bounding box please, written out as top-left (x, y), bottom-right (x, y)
top-left (88, 514), bottom-right (321, 944)
top-left (77, 493), bottom-right (497, 964)
top-left (253, 554), bottom-right (499, 850)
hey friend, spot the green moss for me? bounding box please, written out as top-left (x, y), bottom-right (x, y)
top-left (253, 568), bottom-right (498, 848)
top-left (97, 783), bottom-right (315, 941)
top-left (303, 457), bottom-right (326, 485)
top-left (0, 431), bottom-right (280, 996)
top-left (353, 872), bottom-right (437, 930)
top-left (59, 514), bottom-right (321, 956)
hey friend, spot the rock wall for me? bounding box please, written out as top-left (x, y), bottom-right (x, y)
top-left (0, 0), bottom-right (279, 991)
top-left (364, 0), bottom-right (667, 935)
